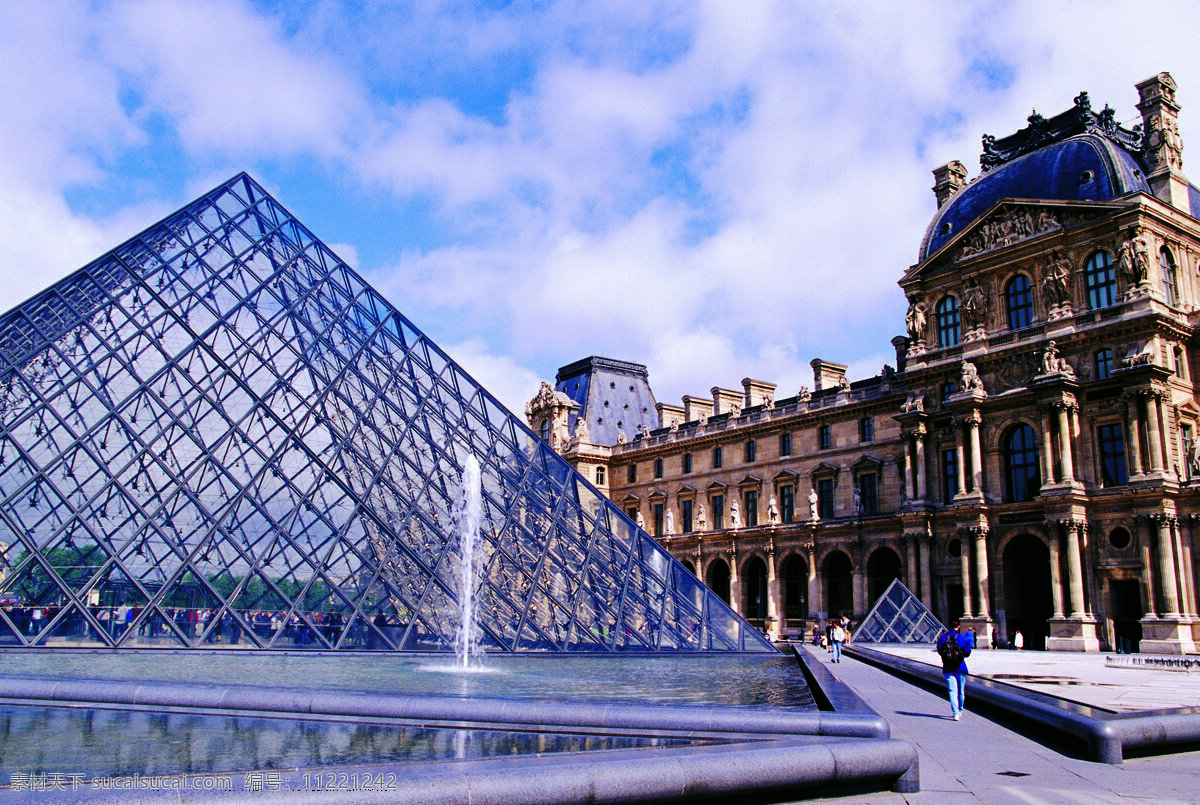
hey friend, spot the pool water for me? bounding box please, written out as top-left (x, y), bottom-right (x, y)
top-left (0, 703), bottom-right (711, 785)
top-left (1, 651), bottom-right (815, 709)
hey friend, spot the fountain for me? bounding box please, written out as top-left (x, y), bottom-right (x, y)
top-left (453, 454), bottom-right (484, 669)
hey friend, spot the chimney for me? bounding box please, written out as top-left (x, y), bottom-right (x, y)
top-left (932, 161), bottom-right (968, 207)
top-left (741, 378), bottom-right (776, 408)
top-left (811, 359), bottom-right (848, 392)
top-left (683, 395), bottom-right (714, 422)
top-left (1136, 72), bottom-right (1190, 210)
top-left (711, 387), bottom-right (744, 416)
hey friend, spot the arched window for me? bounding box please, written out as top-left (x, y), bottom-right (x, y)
top-left (936, 296), bottom-right (960, 347)
top-left (1005, 274), bottom-right (1033, 330)
top-left (1004, 424), bottom-right (1041, 503)
top-left (595, 466), bottom-right (606, 485)
top-left (1160, 247), bottom-right (1180, 307)
top-left (1094, 348), bottom-right (1114, 381)
top-left (1084, 251), bottom-right (1116, 309)
top-left (539, 418), bottom-right (550, 442)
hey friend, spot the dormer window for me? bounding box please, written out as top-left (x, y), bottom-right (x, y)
top-left (940, 222), bottom-right (953, 235)
top-left (1080, 170), bottom-right (1095, 184)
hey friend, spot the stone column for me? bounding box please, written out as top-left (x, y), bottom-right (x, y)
top-left (1040, 406), bottom-right (1057, 483)
top-left (954, 428), bottom-right (967, 497)
top-left (1126, 396), bottom-right (1144, 475)
top-left (1145, 393), bottom-right (1165, 472)
top-left (806, 544), bottom-right (820, 618)
top-left (973, 528), bottom-right (990, 618)
top-left (904, 534), bottom-right (918, 593)
top-left (852, 547), bottom-right (867, 617)
top-left (959, 535), bottom-right (973, 616)
top-left (914, 425), bottom-right (928, 501)
top-left (1047, 530), bottom-right (1065, 618)
top-left (1168, 519), bottom-right (1193, 618)
top-left (1065, 521), bottom-right (1087, 617)
top-left (766, 549), bottom-right (780, 634)
top-left (728, 552), bottom-right (742, 615)
top-left (1138, 517), bottom-right (1158, 616)
top-left (919, 534), bottom-right (934, 608)
top-left (968, 411), bottom-right (984, 494)
top-left (902, 442), bottom-right (913, 503)
top-left (1152, 516), bottom-right (1181, 617)
top-left (1182, 518), bottom-right (1198, 618)
top-left (1057, 404), bottom-right (1076, 483)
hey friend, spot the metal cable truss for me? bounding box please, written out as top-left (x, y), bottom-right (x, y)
top-left (0, 173), bottom-right (773, 654)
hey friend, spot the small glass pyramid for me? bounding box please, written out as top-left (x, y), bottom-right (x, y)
top-left (852, 579), bottom-right (944, 644)
top-left (0, 173), bottom-right (772, 653)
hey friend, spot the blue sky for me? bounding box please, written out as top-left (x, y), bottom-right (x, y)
top-left (3, 1), bottom-right (1199, 414)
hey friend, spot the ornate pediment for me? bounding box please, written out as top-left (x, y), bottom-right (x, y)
top-left (953, 203), bottom-right (1065, 260)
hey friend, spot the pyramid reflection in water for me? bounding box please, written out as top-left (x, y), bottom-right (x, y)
top-left (0, 174), bottom-right (772, 653)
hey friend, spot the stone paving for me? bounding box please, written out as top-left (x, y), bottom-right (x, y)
top-left (800, 645), bottom-right (1200, 804)
top-left (862, 644), bottom-right (1200, 712)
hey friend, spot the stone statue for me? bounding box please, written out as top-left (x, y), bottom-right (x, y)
top-left (961, 277), bottom-right (987, 331)
top-left (1190, 436), bottom-right (1200, 479)
top-left (729, 500), bottom-right (741, 529)
top-left (905, 298), bottom-right (928, 344)
top-left (696, 503), bottom-right (707, 531)
top-left (665, 508), bottom-right (675, 535)
top-left (901, 391), bottom-right (924, 412)
top-left (635, 511), bottom-right (645, 529)
top-left (853, 486), bottom-right (862, 515)
top-left (838, 374), bottom-right (851, 392)
top-left (1040, 340), bottom-right (1076, 378)
top-left (959, 360), bottom-right (984, 393)
top-left (767, 495), bottom-right (779, 525)
top-left (808, 488), bottom-right (819, 521)
top-left (1118, 228), bottom-right (1150, 286)
top-left (1042, 253), bottom-right (1072, 308)
top-left (798, 386), bottom-right (812, 403)
top-left (616, 428), bottom-right (627, 444)
top-left (571, 416), bottom-right (590, 447)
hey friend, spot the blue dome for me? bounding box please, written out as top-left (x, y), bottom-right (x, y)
top-left (920, 134), bottom-right (1151, 261)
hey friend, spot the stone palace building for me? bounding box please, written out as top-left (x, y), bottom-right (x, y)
top-left (528, 73), bottom-right (1200, 654)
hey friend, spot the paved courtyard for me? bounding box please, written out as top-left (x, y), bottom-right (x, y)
top-left (804, 645), bottom-right (1200, 804)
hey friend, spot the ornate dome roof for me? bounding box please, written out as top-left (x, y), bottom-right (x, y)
top-left (920, 133), bottom-right (1152, 261)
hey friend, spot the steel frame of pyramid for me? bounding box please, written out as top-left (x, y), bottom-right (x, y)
top-left (0, 174), bottom-right (773, 653)
top-left (852, 579), bottom-right (944, 644)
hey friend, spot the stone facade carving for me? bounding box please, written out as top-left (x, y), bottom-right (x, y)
top-left (901, 391), bottom-right (924, 412)
top-left (798, 386), bottom-right (812, 403)
top-left (905, 297), bottom-right (928, 344)
top-left (957, 205), bottom-right (1061, 259)
top-left (1118, 227), bottom-right (1151, 287)
top-left (1038, 340), bottom-right (1076, 379)
top-left (959, 360), bottom-right (985, 393)
top-left (570, 416), bottom-right (590, 448)
top-left (696, 503), bottom-right (707, 531)
top-left (1042, 251), bottom-right (1073, 313)
top-left (961, 277), bottom-right (988, 335)
top-left (729, 500), bottom-right (741, 529)
top-left (808, 488), bottom-right (819, 521)
top-left (525, 381), bottom-right (576, 451)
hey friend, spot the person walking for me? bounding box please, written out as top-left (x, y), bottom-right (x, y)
top-left (937, 619), bottom-right (974, 720)
top-left (830, 620), bottom-right (846, 663)
top-left (1014, 630), bottom-right (1024, 650)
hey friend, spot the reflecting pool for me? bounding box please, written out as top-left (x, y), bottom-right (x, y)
top-left (0, 702), bottom-right (711, 785)
top-left (2, 651), bottom-right (815, 709)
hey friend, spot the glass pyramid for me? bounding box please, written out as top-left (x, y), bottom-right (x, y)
top-left (852, 579), bottom-right (944, 644)
top-left (0, 173), bottom-right (772, 653)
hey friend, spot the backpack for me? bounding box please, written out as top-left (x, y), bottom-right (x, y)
top-left (938, 632), bottom-right (967, 669)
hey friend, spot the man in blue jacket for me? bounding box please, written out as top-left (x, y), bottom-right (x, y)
top-left (937, 620), bottom-right (974, 720)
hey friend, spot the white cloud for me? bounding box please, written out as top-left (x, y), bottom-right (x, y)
top-left (6, 0), bottom-right (1200, 415)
